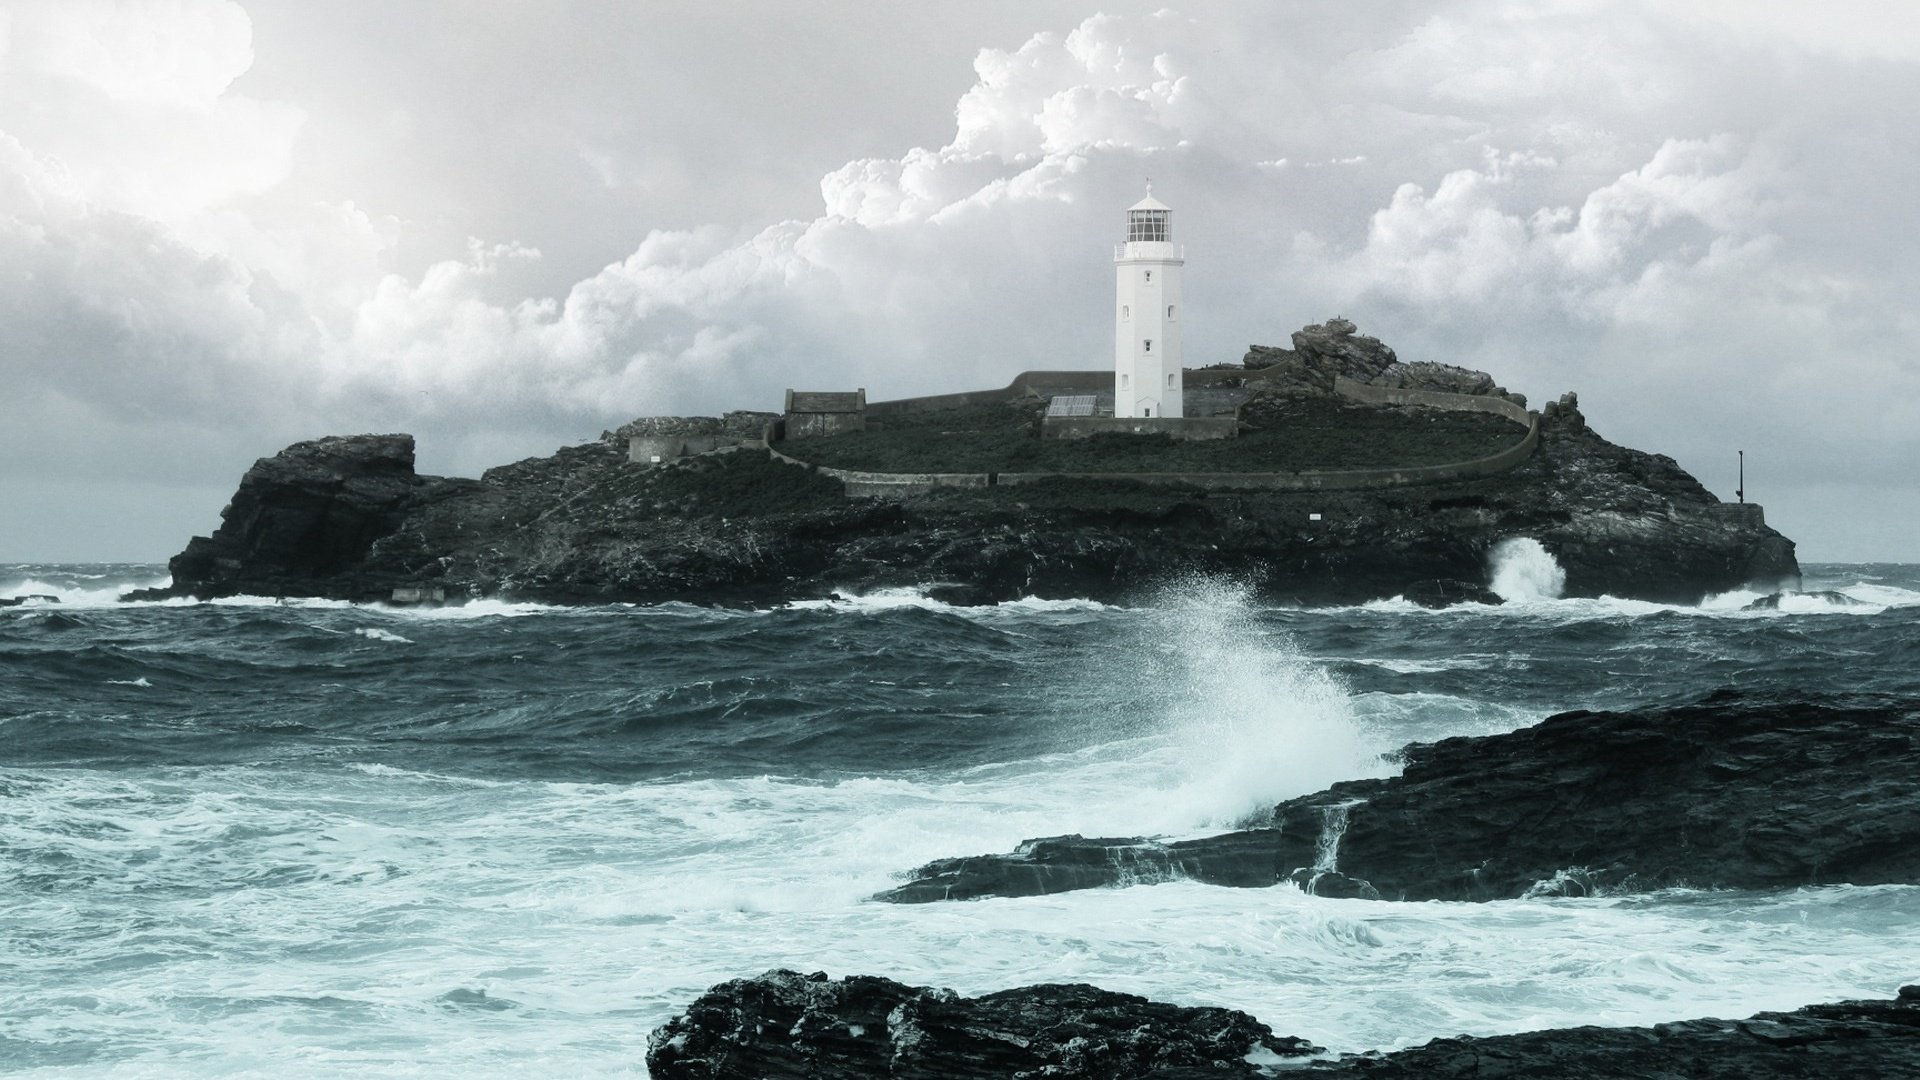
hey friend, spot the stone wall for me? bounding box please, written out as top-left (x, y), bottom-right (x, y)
top-left (865, 372), bottom-right (1110, 416)
top-left (617, 412), bottom-right (776, 465)
top-left (784, 389), bottom-right (867, 437)
top-left (630, 433), bottom-right (758, 465)
top-left (764, 445), bottom-right (990, 496)
top-left (1699, 503), bottom-right (1767, 527)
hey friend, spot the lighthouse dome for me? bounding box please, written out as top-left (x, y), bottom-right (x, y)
top-left (1126, 187), bottom-right (1172, 243)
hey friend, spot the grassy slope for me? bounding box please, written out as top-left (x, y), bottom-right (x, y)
top-left (778, 399), bottom-right (1525, 475)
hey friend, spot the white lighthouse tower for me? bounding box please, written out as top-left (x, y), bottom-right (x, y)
top-left (1114, 186), bottom-right (1184, 419)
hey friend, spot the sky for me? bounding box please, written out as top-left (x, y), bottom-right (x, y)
top-left (2, 0), bottom-right (1916, 563)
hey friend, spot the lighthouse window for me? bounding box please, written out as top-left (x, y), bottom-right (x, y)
top-left (1167, 305), bottom-right (1176, 320)
top-left (1128, 209), bottom-right (1169, 242)
top-left (1144, 339), bottom-right (1153, 353)
top-left (1166, 373), bottom-right (1176, 388)
top-left (1121, 374), bottom-right (1130, 388)
top-left (1121, 305), bottom-right (1130, 320)
top-left (1144, 270), bottom-right (1152, 284)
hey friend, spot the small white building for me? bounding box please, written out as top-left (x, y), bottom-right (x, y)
top-left (1113, 187), bottom-right (1184, 419)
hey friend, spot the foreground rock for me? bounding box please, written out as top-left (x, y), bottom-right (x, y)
top-left (878, 691), bottom-right (1920, 904)
top-left (644, 969), bottom-right (1320, 1079)
top-left (1302, 988), bottom-right (1920, 1078)
top-left (648, 972), bottom-right (1920, 1079)
top-left (135, 322), bottom-right (1797, 607)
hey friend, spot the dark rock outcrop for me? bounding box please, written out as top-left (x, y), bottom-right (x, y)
top-left (877, 691), bottom-right (1920, 904)
top-left (0, 594), bottom-right (59, 607)
top-left (137, 324), bottom-right (1797, 608)
top-left (1244, 318), bottom-right (1524, 407)
top-left (644, 969), bottom-right (1320, 1079)
top-left (1398, 578), bottom-right (1504, 608)
top-left (1300, 986), bottom-right (1920, 1078)
top-left (1241, 342), bottom-right (1298, 369)
top-left (127, 434), bottom-right (455, 602)
top-left (649, 974), bottom-right (1920, 1079)
top-left (1292, 317), bottom-right (1400, 383)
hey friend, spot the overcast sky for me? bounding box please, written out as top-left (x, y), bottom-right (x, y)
top-left (3, 0), bottom-right (1916, 563)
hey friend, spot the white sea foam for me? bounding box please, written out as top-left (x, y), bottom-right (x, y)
top-left (393, 598), bottom-right (579, 619)
top-left (354, 627), bottom-right (414, 643)
top-left (1488, 537), bottom-right (1567, 602)
top-left (0, 575), bottom-right (172, 607)
top-left (8, 759), bottom-right (1917, 1078)
top-left (1345, 578), bottom-right (1920, 622)
top-left (784, 588), bottom-right (1117, 617)
top-left (1345, 656), bottom-right (1490, 674)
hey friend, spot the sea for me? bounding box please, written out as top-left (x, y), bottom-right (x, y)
top-left (4, 550), bottom-right (1920, 1076)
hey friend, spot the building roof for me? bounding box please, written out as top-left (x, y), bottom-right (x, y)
top-left (1129, 190), bottom-right (1171, 213)
top-left (788, 391), bottom-right (864, 413)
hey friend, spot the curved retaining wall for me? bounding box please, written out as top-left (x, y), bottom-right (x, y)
top-left (774, 379), bottom-right (1541, 497)
top-left (765, 444), bottom-right (990, 497)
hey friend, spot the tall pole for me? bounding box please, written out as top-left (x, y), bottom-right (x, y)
top-left (1737, 450), bottom-right (1745, 504)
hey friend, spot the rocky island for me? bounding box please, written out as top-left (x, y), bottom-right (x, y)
top-left (130, 320), bottom-right (1797, 607)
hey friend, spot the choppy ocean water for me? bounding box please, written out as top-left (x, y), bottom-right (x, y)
top-left (4, 558), bottom-right (1920, 1076)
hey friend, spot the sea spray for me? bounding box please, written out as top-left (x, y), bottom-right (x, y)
top-left (1100, 575), bottom-right (1394, 830)
top-left (1488, 538), bottom-right (1567, 602)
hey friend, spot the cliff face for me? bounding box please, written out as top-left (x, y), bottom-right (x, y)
top-left (158, 434), bottom-right (451, 599)
top-left (135, 369), bottom-right (1797, 608)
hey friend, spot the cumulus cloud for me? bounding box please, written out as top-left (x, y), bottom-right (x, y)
top-left (2, 0), bottom-right (1918, 559)
top-left (1323, 135), bottom-right (1773, 314)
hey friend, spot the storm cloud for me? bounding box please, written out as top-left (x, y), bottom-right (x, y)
top-left (2, 1), bottom-right (1914, 560)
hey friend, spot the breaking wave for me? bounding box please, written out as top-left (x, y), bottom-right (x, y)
top-left (1488, 537), bottom-right (1567, 602)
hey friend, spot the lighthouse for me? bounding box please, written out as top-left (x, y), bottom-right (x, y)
top-left (1113, 186), bottom-right (1184, 419)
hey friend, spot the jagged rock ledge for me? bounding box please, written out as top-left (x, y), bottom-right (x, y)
top-left (646, 969), bottom-right (1320, 1078)
top-left (646, 971), bottom-right (1920, 1078)
top-left (878, 690), bottom-right (1920, 904)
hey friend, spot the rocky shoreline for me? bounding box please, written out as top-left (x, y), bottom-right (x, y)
top-left (127, 323), bottom-right (1796, 608)
top-left (644, 690), bottom-right (1920, 1076)
top-left (646, 970), bottom-right (1920, 1079)
top-left (878, 690), bottom-right (1920, 904)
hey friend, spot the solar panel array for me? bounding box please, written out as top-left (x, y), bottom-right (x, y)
top-left (1046, 394), bottom-right (1098, 418)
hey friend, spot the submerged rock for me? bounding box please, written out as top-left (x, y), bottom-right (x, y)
top-left (877, 691), bottom-right (1920, 904)
top-left (1744, 589), bottom-right (1860, 611)
top-left (644, 969), bottom-right (1320, 1079)
top-left (1398, 578), bottom-right (1503, 608)
top-left (0, 594), bottom-right (59, 607)
top-left (648, 975), bottom-right (1920, 1079)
